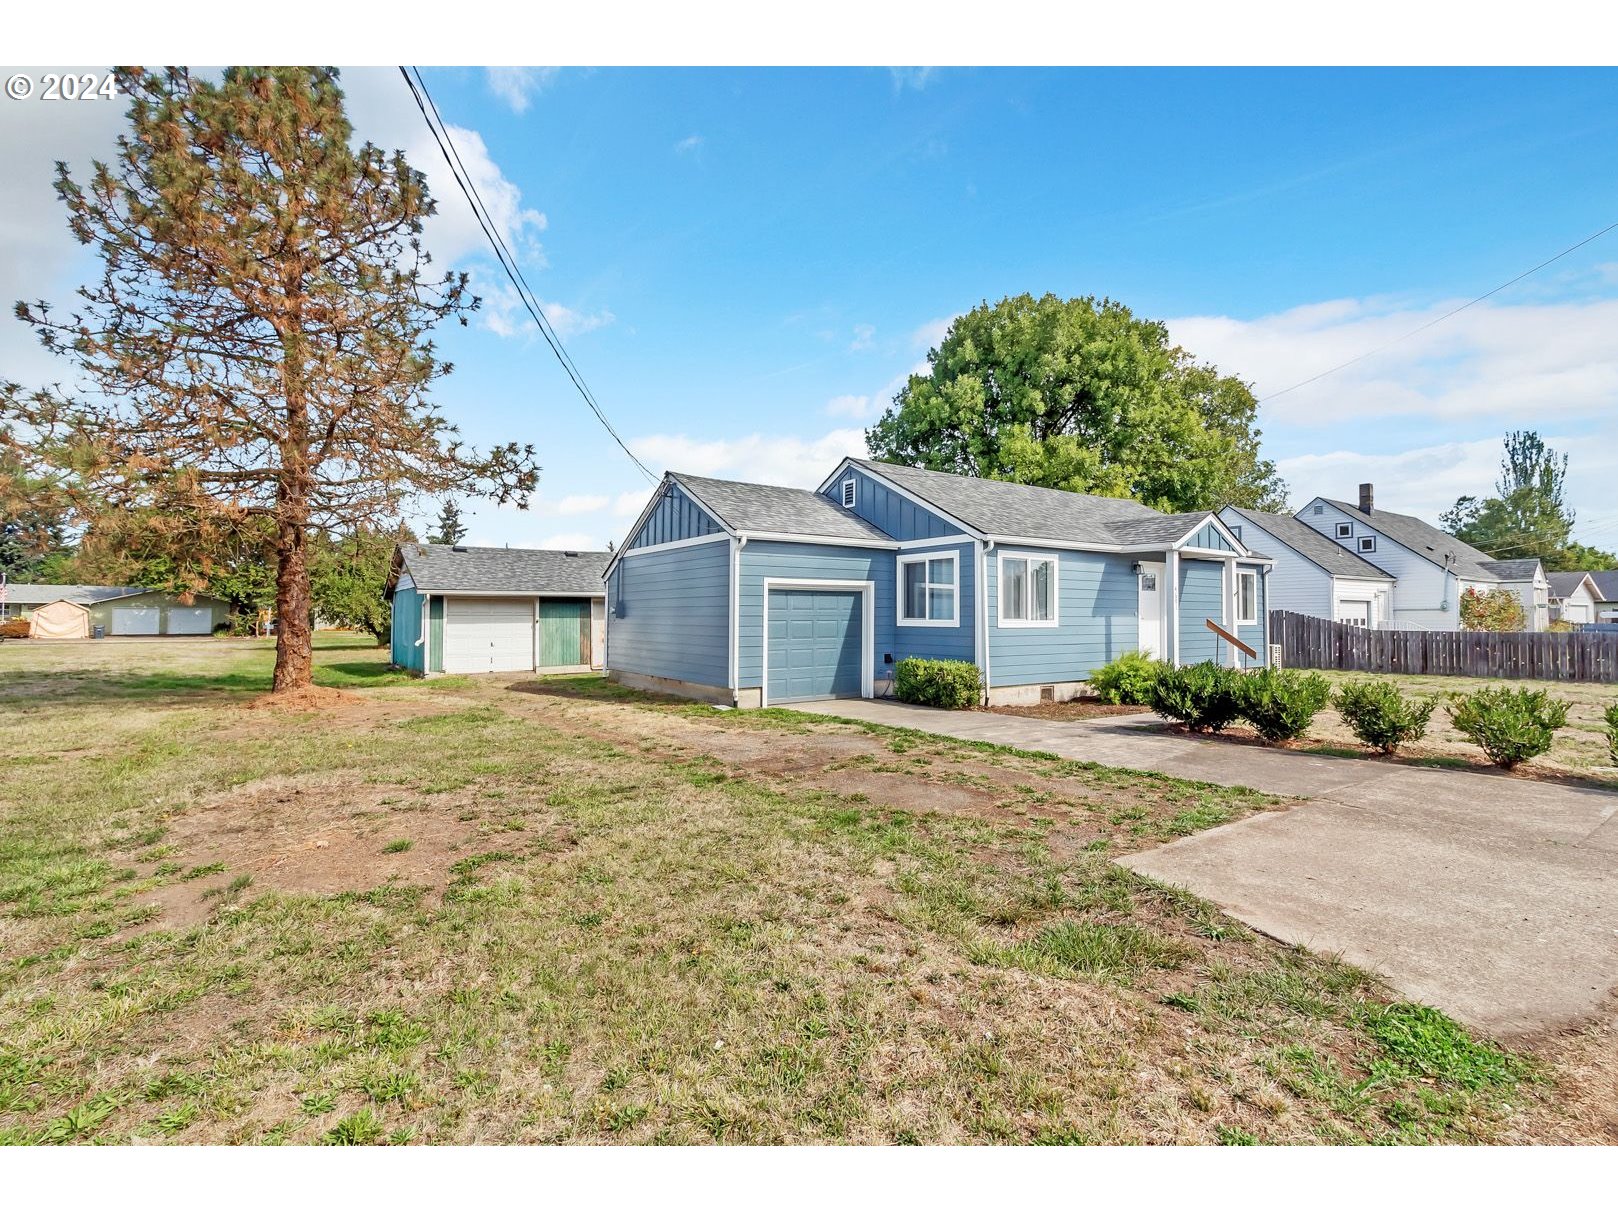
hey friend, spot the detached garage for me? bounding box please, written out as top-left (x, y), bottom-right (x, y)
top-left (385, 543), bottom-right (610, 677)
top-left (0, 584), bottom-right (231, 636)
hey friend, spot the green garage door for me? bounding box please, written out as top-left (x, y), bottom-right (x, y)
top-left (538, 599), bottom-right (590, 668)
top-left (767, 588), bottom-right (863, 704)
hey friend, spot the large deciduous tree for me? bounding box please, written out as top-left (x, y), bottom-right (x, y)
top-left (866, 294), bottom-right (1287, 513)
top-left (2, 67), bottom-right (537, 691)
top-left (1440, 431), bottom-right (1612, 572)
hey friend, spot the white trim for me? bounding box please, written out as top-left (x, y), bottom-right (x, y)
top-left (618, 532), bottom-right (731, 560)
top-left (996, 550), bottom-right (1060, 629)
top-left (1180, 546), bottom-right (1248, 560)
top-left (897, 550), bottom-right (960, 627)
top-left (817, 458), bottom-right (989, 541)
top-left (1235, 568), bottom-right (1259, 626)
top-left (728, 535), bottom-right (745, 696)
top-left (975, 540), bottom-right (992, 701)
top-left (841, 477), bottom-right (857, 509)
top-left (896, 534), bottom-right (972, 551)
top-left (410, 589), bottom-right (606, 599)
top-left (759, 578), bottom-right (875, 708)
top-left (1165, 549), bottom-right (1181, 667)
top-left (1171, 512), bottom-right (1251, 557)
top-left (737, 530), bottom-right (898, 550)
top-left (604, 474), bottom-right (736, 580)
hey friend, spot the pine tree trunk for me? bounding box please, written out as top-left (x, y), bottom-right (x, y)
top-left (272, 509), bottom-right (314, 693)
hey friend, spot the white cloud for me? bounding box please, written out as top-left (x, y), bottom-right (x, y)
top-left (911, 316), bottom-right (952, 351)
top-left (613, 488), bottom-right (654, 517)
top-left (536, 493), bottom-right (610, 516)
top-left (485, 68), bottom-right (558, 115)
top-left (537, 530), bottom-right (605, 551)
top-left (850, 323), bottom-right (876, 351)
top-left (674, 134), bottom-right (703, 155)
top-left (888, 68), bottom-right (937, 91)
top-left (632, 429), bottom-right (870, 488)
top-left (825, 394), bottom-right (874, 419)
top-left (477, 277), bottom-right (614, 340)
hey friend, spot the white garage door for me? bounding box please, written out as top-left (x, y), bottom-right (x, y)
top-left (442, 598), bottom-right (534, 674)
top-left (167, 607), bottom-right (213, 635)
top-left (1336, 600), bottom-right (1371, 627)
top-left (111, 607), bottom-right (160, 635)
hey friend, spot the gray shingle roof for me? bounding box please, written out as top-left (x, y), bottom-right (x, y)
top-left (0, 583), bottom-right (148, 606)
top-left (1547, 571), bottom-right (1597, 599)
top-left (1224, 507), bottom-right (1392, 580)
top-left (1317, 499), bottom-right (1509, 582)
top-left (1586, 570), bottom-right (1618, 602)
top-left (850, 459), bottom-right (1224, 548)
top-left (396, 544), bottom-right (610, 595)
top-left (671, 472), bottom-right (893, 542)
top-left (1478, 558), bottom-right (1542, 582)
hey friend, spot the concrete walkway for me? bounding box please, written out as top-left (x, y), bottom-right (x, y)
top-left (796, 698), bottom-right (1618, 1036)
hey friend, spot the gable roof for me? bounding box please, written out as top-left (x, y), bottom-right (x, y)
top-left (1586, 570), bottom-right (1618, 602)
top-left (1314, 498), bottom-right (1510, 582)
top-left (1547, 571), bottom-right (1598, 600)
top-left (1223, 507), bottom-right (1392, 580)
top-left (0, 583), bottom-right (151, 606)
top-left (849, 459), bottom-right (1251, 552)
top-left (393, 544), bottom-right (610, 595)
top-left (670, 472), bottom-right (893, 543)
top-left (1477, 558), bottom-right (1543, 582)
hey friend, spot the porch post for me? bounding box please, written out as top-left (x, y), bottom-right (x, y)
top-left (1165, 549), bottom-right (1180, 667)
top-left (1224, 555), bottom-right (1238, 667)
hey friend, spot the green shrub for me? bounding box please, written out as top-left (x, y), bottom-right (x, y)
top-left (1088, 650), bottom-right (1164, 706)
top-left (1604, 702), bottom-right (1618, 765)
top-left (1235, 667), bottom-right (1331, 743)
top-left (893, 657), bottom-right (983, 710)
top-left (1332, 679), bottom-right (1440, 754)
top-left (1447, 686), bottom-right (1569, 769)
top-left (1147, 662), bottom-right (1244, 732)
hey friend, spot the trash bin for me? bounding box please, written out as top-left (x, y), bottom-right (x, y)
top-left (92, 625), bottom-right (106, 640)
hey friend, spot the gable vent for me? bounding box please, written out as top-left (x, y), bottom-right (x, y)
top-left (841, 478), bottom-right (857, 509)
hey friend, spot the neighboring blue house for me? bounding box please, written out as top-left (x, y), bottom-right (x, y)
top-left (604, 459), bottom-right (1272, 707)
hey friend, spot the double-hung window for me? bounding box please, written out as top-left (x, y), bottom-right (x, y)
top-left (899, 552), bottom-right (957, 625)
top-left (1236, 569), bottom-right (1258, 625)
top-left (999, 553), bottom-right (1058, 626)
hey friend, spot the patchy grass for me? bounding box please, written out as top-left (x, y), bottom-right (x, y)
top-left (0, 646), bottom-right (1586, 1144)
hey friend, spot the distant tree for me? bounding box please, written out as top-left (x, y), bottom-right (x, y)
top-left (1460, 586), bottom-right (1526, 632)
top-left (429, 499), bottom-right (467, 546)
top-left (605, 539), bottom-right (616, 554)
top-left (1440, 431), bottom-right (1610, 571)
top-left (311, 524), bottom-right (408, 642)
top-left (866, 294), bottom-right (1288, 513)
top-left (2, 68), bottom-right (538, 692)
top-left (0, 436), bottom-right (73, 581)
top-left (73, 510), bottom-right (278, 617)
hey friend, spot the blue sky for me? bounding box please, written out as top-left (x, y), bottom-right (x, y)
top-left (5, 67), bottom-right (1618, 553)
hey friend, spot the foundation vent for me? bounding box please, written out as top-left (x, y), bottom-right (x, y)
top-left (1039, 685), bottom-right (1056, 702)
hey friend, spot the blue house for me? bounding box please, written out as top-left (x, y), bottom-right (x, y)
top-left (604, 459), bottom-right (1272, 707)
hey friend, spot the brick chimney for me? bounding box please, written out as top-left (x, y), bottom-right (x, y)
top-left (1358, 482), bottom-right (1374, 514)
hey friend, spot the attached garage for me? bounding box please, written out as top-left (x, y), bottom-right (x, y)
top-left (384, 544), bottom-right (611, 678)
top-left (765, 585), bottom-right (869, 705)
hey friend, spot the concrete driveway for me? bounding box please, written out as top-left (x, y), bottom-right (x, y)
top-left (797, 698), bottom-right (1618, 1037)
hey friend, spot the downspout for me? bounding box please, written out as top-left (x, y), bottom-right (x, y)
top-left (415, 593), bottom-right (430, 674)
top-left (729, 534), bottom-right (747, 705)
top-left (978, 539), bottom-right (995, 704)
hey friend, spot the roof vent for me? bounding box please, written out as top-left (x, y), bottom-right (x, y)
top-left (563, 550), bottom-right (580, 557)
top-left (451, 545), bottom-right (468, 553)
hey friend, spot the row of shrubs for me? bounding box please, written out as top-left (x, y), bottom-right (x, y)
top-left (1093, 651), bottom-right (1618, 770)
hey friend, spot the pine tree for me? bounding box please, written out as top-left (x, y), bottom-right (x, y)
top-left (430, 500), bottom-right (467, 546)
top-left (2, 68), bottom-right (538, 692)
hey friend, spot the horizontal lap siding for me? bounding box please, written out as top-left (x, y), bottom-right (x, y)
top-left (1177, 559), bottom-right (1224, 666)
top-left (827, 467), bottom-right (961, 541)
top-left (607, 541), bottom-right (730, 687)
top-left (896, 540), bottom-right (976, 663)
top-left (987, 548), bottom-right (1138, 687)
top-left (628, 483), bottom-right (724, 550)
top-left (739, 542), bottom-right (894, 689)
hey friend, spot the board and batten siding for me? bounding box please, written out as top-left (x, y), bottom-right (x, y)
top-left (1185, 521), bottom-right (1235, 552)
top-left (607, 539), bottom-right (731, 688)
top-left (628, 482), bottom-right (724, 550)
top-left (823, 465), bottom-right (963, 541)
top-left (1218, 507), bottom-right (1334, 620)
top-left (1298, 500), bottom-right (1456, 628)
top-left (737, 541), bottom-right (894, 691)
top-left (390, 576), bottom-right (425, 673)
top-left (1175, 558), bottom-right (1226, 665)
top-left (985, 547), bottom-right (1138, 688)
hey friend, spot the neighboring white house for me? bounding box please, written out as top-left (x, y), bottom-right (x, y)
top-left (1547, 572), bottom-right (1600, 624)
top-left (1291, 484), bottom-right (1550, 631)
top-left (1585, 571), bottom-right (1618, 623)
top-left (1219, 505), bottom-right (1396, 628)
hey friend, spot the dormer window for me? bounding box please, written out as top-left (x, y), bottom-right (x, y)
top-left (841, 478), bottom-right (856, 509)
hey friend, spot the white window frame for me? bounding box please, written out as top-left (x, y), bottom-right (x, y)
top-left (1358, 535), bottom-right (1376, 554)
top-left (1335, 522), bottom-right (1353, 539)
top-left (997, 551), bottom-right (1060, 629)
top-left (1236, 569), bottom-right (1258, 626)
top-left (897, 550), bottom-right (959, 627)
top-left (841, 478), bottom-right (857, 509)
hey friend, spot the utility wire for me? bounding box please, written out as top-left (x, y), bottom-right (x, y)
top-left (1260, 217), bottom-right (1618, 403)
top-left (399, 66), bottom-right (657, 483)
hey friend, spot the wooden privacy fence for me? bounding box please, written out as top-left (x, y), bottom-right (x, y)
top-left (1268, 610), bottom-right (1618, 683)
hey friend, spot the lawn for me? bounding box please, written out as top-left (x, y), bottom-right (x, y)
top-left (0, 638), bottom-right (1599, 1144)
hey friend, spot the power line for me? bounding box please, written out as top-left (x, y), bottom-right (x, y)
top-left (1260, 217), bottom-right (1618, 404)
top-left (398, 66), bottom-right (656, 483)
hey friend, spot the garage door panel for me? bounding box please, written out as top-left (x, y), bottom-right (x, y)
top-left (111, 607), bottom-right (160, 635)
top-left (766, 588), bottom-right (862, 704)
top-left (442, 598), bottom-right (534, 674)
top-left (167, 607), bottom-right (213, 635)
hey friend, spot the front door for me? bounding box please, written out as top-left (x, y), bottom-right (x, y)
top-left (1137, 562), bottom-right (1164, 658)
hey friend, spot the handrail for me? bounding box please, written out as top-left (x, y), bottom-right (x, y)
top-left (1204, 617), bottom-right (1258, 659)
